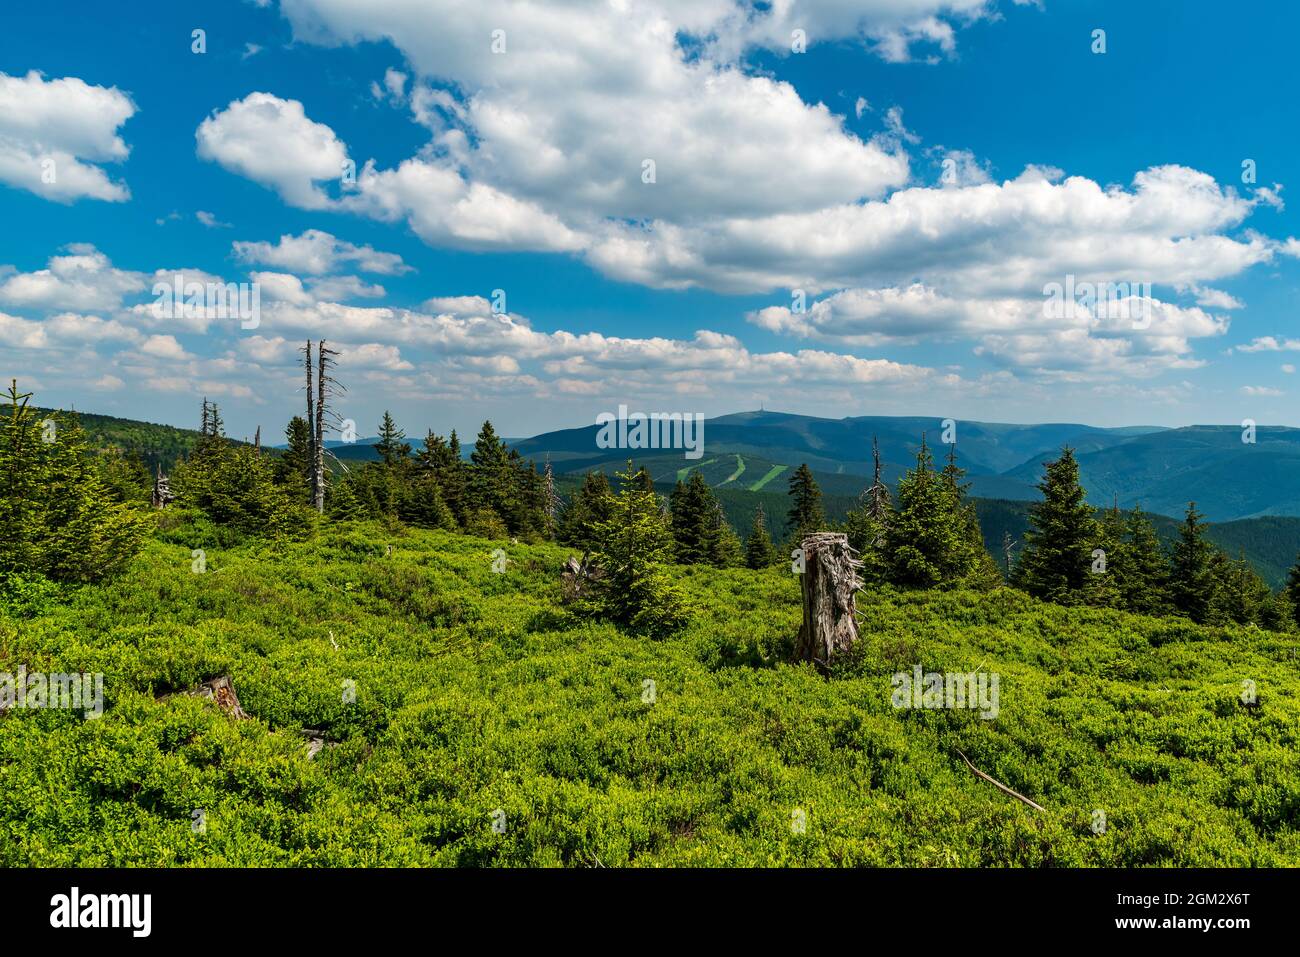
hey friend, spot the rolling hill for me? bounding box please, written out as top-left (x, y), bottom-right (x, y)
top-left (1003, 426), bottom-right (1300, 522)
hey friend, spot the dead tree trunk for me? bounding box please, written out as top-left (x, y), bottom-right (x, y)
top-left (314, 340), bottom-right (339, 514)
top-left (795, 532), bottom-right (862, 667)
top-left (303, 341), bottom-right (317, 506)
top-left (313, 342), bottom-right (327, 513)
top-left (151, 464), bottom-right (174, 509)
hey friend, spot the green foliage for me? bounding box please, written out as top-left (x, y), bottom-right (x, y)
top-left (1014, 448), bottom-right (1098, 605)
top-left (785, 463), bottom-right (825, 541)
top-left (173, 440), bottom-right (310, 539)
top-left (373, 411), bottom-right (411, 467)
top-left (462, 507), bottom-right (509, 540)
top-left (1, 523), bottom-right (1297, 866)
top-left (95, 447), bottom-right (151, 507)
top-left (463, 420), bottom-right (548, 540)
top-left (416, 429), bottom-right (465, 525)
top-left (883, 439), bottom-right (987, 589)
top-left (1116, 505), bottom-right (1172, 616)
top-left (314, 415), bottom-right (546, 541)
top-left (1286, 553), bottom-right (1300, 629)
top-left (273, 415), bottom-right (313, 502)
top-left (670, 471), bottom-right (736, 566)
top-left (557, 471), bottom-right (615, 553)
top-left (582, 462), bottom-right (690, 637)
top-left (744, 504), bottom-right (777, 569)
top-left (1210, 551), bottom-right (1273, 628)
top-left (6, 394), bottom-right (1300, 867)
top-left (0, 383), bottom-right (146, 583)
top-left (1169, 502), bottom-right (1218, 624)
top-left (28, 405), bottom-right (214, 474)
top-left (0, 572), bottom-right (64, 618)
top-left (845, 440), bottom-right (893, 586)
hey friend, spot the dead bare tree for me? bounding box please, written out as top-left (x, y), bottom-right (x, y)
top-left (543, 454), bottom-right (562, 527)
top-left (302, 340), bottom-right (316, 502)
top-left (858, 434), bottom-right (892, 549)
top-left (299, 340), bottom-right (345, 511)
top-left (1002, 531), bottom-right (1017, 576)
top-left (314, 340), bottom-right (344, 513)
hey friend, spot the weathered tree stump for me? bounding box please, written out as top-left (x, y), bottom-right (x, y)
top-left (795, 533), bottom-right (863, 666)
top-left (560, 553), bottom-right (603, 601)
top-left (151, 464), bottom-right (174, 509)
top-left (160, 675), bottom-right (250, 719)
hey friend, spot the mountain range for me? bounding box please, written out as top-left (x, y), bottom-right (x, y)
top-left (511, 410), bottom-right (1295, 524)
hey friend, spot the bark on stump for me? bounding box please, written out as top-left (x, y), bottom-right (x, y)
top-left (795, 533), bottom-right (863, 667)
top-left (561, 554), bottom-right (603, 601)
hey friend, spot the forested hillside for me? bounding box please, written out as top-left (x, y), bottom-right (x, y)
top-left (30, 405), bottom-right (248, 474)
top-left (30, 399), bottom-right (1300, 588)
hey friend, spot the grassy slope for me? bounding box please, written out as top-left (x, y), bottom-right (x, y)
top-left (1, 523), bottom-right (1297, 866)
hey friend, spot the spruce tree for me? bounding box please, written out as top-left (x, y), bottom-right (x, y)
top-left (173, 441), bottom-right (302, 538)
top-left (630, 466), bottom-right (656, 493)
top-left (1119, 504), bottom-right (1171, 615)
top-left (374, 411), bottom-right (411, 466)
top-left (0, 383), bottom-right (146, 583)
top-left (1014, 447), bottom-right (1097, 605)
top-left (1286, 552), bottom-right (1300, 628)
top-left (1087, 502), bottom-right (1126, 607)
top-left (403, 474), bottom-right (455, 529)
top-left (557, 471), bottom-right (615, 552)
top-left (419, 430), bottom-right (466, 527)
top-left (273, 415), bottom-right (313, 501)
top-left (884, 437), bottom-right (969, 589)
top-left (1261, 587), bottom-right (1295, 633)
top-left (1211, 551), bottom-right (1270, 627)
top-left (1169, 501), bottom-right (1218, 623)
top-left (745, 503), bottom-right (777, 569)
top-left (326, 475), bottom-right (367, 520)
top-left (508, 452), bottom-right (550, 540)
top-left (670, 471), bottom-right (719, 564)
top-left (710, 500), bottom-right (744, 567)
top-left (940, 442), bottom-right (999, 589)
top-left (468, 420), bottom-right (512, 528)
top-left (584, 461), bottom-right (689, 636)
top-left (786, 463), bottom-right (825, 541)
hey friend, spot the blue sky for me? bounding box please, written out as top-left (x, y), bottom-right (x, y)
top-left (1, 0), bottom-right (1298, 443)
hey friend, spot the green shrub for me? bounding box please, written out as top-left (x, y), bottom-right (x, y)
top-left (1, 521), bottom-right (1296, 867)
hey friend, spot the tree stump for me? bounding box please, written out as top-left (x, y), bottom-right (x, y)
top-left (795, 533), bottom-right (863, 666)
top-left (560, 553), bottom-right (603, 601)
top-left (151, 464), bottom-right (174, 509)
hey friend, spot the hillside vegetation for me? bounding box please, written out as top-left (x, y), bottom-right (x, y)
top-left (2, 523), bottom-right (1297, 866)
top-left (25, 399), bottom-right (1300, 586)
top-left (4, 386), bottom-right (1298, 867)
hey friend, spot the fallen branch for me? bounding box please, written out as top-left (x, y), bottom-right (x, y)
top-left (955, 748), bottom-right (1045, 813)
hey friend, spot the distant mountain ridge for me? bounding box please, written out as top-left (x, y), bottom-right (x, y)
top-left (513, 409), bottom-right (1300, 524)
